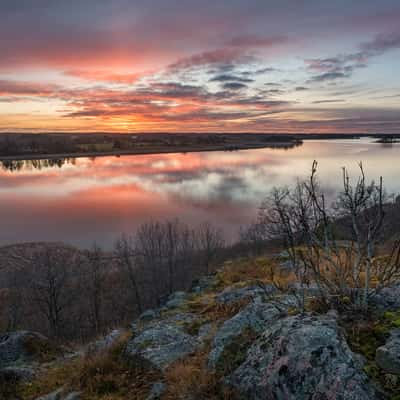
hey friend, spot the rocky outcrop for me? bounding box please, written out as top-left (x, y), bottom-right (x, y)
top-left (208, 297), bottom-right (284, 369)
top-left (376, 328), bottom-right (400, 375)
top-left (0, 331), bottom-right (49, 367)
top-left (126, 323), bottom-right (199, 370)
top-left (228, 314), bottom-right (379, 400)
top-left (164, 291), bottom-right (189, 309)
top-left (127, 312), bottom-right (204, 371)
top-left (215, 284), bottom-right (275, 305)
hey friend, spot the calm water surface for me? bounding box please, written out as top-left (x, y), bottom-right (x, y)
top-left (1, 138), bottom-right (399, 248)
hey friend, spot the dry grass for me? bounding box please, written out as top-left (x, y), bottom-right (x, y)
top-left (215, 256), bottom-right (296, 290)
top-left (163, 349), bottom-right (239, 400)
top-left (18, 331), bottom-right (162, 400)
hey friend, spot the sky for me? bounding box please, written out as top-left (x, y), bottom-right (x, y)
top-left (0, 0), bottom-right (399, 134)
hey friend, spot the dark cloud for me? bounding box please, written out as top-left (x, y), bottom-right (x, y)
top-left (295, 86), bottom-right (309, 91)
top-left (306, 31), bottom-right (400, 83)
top-left (361, 32), bottom-right (400, 55)
top-left (222, 82), bottom-right (248, 90)
top-left (209, 74), bottom-right (254, 83)
top-left (308, 72), bottom-right (349, 83)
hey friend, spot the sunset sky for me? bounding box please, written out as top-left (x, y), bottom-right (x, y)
top-left (1, 1), bottom-right (399, 134)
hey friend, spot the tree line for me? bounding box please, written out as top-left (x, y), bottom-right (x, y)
top-left (0, 220), bottom-right (225, 341)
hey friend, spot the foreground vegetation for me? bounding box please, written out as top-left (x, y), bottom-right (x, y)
top-left (1, 161), bottom-right (400, 399)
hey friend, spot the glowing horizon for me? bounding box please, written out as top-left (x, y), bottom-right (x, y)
top-left (1, 1), bottom-right (399, 134)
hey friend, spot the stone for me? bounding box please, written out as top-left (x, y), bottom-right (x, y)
top-left (165, 291), bottom-right (189, 309)
top-left (146, 381), bottom-right (166, 400)
top-left (376, 328), bottom-right (400, 375)
top-left (215, 284), bottom-right (275, 305)
top-left (370, 284), bottom-right (400, 311)
top-left (190, 275), bottom-right (216, 293)
top-left (36, 388), bottom-right (64, 400)
top-left (0, 331), bottom-right (49, 367)
top-left (63, 392), bottom-right (81, 400)
top-left (126, 323), bottom-right (199, 370)
top-left (228, 313), bottom-right (379, 400)
top-left (139, 309), bottom-right (161, 322)
top-left (36, 389), bottom-right (81, 400)
top-left (208, 298), bottom-right (284, 369)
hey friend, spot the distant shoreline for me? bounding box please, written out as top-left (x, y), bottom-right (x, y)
top-left (0, 142), bottom-right (299, 161)
top-left (1, 132), bottom-right (398, 162)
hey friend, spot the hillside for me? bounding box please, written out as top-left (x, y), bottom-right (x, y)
top-left (2, 256), bottom-right (400, 400)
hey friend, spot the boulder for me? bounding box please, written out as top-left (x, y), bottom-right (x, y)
top-left (0, 331), bottom-right (49, 367)
top-left (376, 328), bottom-right (400, 375)
top-left (228, 313), bottom-right (379, 400)
top-left (208, 298), bottom-right (284, 369)
top-left (370, 284), bottom-right (400, 310)
top-left (126, 323), bottom-right (199, 370)
top-left (215, 284), bottom-right (275, 305)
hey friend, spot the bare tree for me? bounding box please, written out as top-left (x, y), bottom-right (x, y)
top-left (260, 161), bottom-right (400, 310)
top-left (85, 244), bottom-right (106, 335)
top-left (196, 222), bottom-right (225, 274)
top-left (114, 234), bottom-right (143, 314)
top-left (239, 220), bottom-right (268, 256)
top-left (29, 248), bottom-right (75, 338)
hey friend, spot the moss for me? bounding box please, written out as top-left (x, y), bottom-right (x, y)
top-left (216, 328), bottom-right (257, 376)
top-left (383, 310), bottom-right (400, 328)
top-left (344, 316), bottom-right (400, 398)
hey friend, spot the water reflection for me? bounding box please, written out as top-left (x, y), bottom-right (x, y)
top-left (0, 139), bottom-right (399, 248)
top-left (1, 158), bottom-right (76, 172)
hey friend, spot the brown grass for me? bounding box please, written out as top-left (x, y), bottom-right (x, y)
top-left (163, 349), bottom-right (239, 400)
top-left (18, 331), bottom-right (162, 400)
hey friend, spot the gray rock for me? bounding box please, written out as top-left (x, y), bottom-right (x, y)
top-left (198, 323), bottom-right (213, 342)
top-left (139, 309), bottom-right (161, 322)
top-left (376, 328), bottom-right (400, 375)
top-left (36, 388), bottom-right (64, 400)
top-left (191, 275), bottom-right (216, 293)
top-left (165, 291), bottom-right (189, 309)
top-left (126, 323), bottom-right (199, 370)
top-left (36, 389), bottom-right (80, 400)
top-left (146, 381), bottom-right (166, 400)
top-left (0, 331), bottom-right (49, 367)
top-left (63, 392), bottom-right (81, 400)
top-left (86, 329), bottom-right (121, 356)
top-left (228, 313), bottom-right (379, 400)
top-left (370, 284), bottom-right (400, 310)
top-left (208, 298), bottom-right (284, 369)
top-left (215, 284), bottom-right (275, 305)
